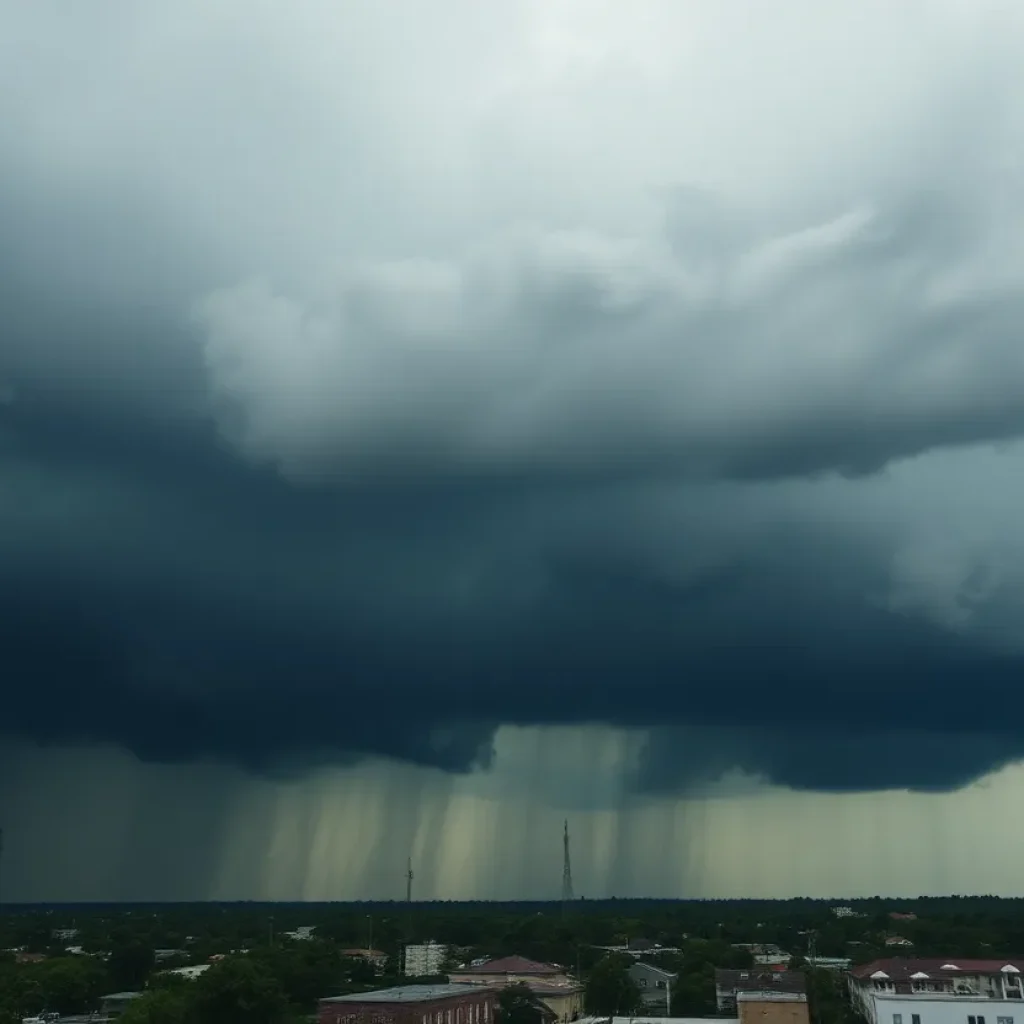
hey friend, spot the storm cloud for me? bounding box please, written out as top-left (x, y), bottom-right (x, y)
top-left (4, 0), bottom-right (1024, 799)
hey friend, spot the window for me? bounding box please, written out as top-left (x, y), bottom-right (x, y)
top-left (997, 1017), bottom-right (1014, 1024)
top-left (893, 1015), bottom-right (902, 1024)
top-left (969, 1016), bottom-right (977, 1024)
top-left (912, 1015), bottom-right (920, 1024)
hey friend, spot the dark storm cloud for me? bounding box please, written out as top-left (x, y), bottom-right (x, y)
top-left (5, 0), bottom-right (1024, 797)
top-left (4, 387), bottom-right (1024, 794)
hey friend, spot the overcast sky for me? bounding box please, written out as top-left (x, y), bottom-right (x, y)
top-left (4, 0), bottom-right (1024, 901)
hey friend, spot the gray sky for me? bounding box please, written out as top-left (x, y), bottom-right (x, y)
top-left (3, 0), bottom-right (1024, 900)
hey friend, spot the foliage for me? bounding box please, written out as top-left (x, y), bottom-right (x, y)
top-left (109, 942), bottom-right (157, 992)
top-left (190, 956), bottom-right (291, 1024)
top-left (120, 987), bottom-right (192, 1024)
top-left (584, 953), bottom-right (641, 1016)
top-left (496, 982), bottom-right (546, 1024)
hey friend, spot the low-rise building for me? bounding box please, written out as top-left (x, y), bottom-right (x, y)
top-left (100, 993), bottom-right (143, 1017)
top-left (848, 958), bottom-right (1024, 1024)
top-left (449, 956), bottom-right (582, 1023)
top-left (341, 948), bottom-right (390, 973)
top-left (716, 971), bottom-right (807, 1014)
top-left (630, 962), bottom-right (677, 1015)
top-left (732, 945), bottom-right (791, 967)
top-left (165, 964), bottom-right (210, 980)
top-left (319, 984), bottom-right (495, 1024)
top-left (737, 992), bottom-right (810, 1024)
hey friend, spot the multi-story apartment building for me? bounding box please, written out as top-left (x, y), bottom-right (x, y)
top-left (405, 943), bottom-right (448, 977)
top-left (849, 958), bottom-right (1024, 1024)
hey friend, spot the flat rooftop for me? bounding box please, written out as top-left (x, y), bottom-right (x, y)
top-left (322, 985), bottom-right (486, 1004)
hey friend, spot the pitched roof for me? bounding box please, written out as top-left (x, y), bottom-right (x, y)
top-left (460, 956), bottom-right (562, 976)
top-left (850, 959), bottom-right (1024, 981)
top-left (631, 963), bottom-right (678, 980)
top-left (322, 985), bottom-right (490, 1004)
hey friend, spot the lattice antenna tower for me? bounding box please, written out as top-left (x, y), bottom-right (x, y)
top-left (406, 857), bottom-right (414, 903)
top-left (561, 819), bottom-right (574, 909)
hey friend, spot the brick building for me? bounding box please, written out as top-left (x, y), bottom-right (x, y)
top-left (319, 984), bottom-right (495, 1024)
top-left (736, 991), bottom-right (810, 1024)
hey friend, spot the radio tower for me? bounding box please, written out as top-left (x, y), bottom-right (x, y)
top-left (561, 820), bottom-right (574, 911)
top-left (406, 858), bottom-right (414, 903)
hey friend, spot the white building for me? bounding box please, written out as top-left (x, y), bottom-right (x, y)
top-left (405, 942), bottom-right (448, 977)
top-left (166, 965), bottom-right (211, 981)
top-left (849, 958), bottom-right (1024, 1024)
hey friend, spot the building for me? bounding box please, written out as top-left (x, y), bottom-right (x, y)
top-left (716, 971), bottom-right (807, 1014)
top-left (601, 1016), bottom-right (736, 1024)
top-left (100, 993), bottom-right (143, 1017)
top-left (833, 907), bottom-right (858, 919)
top-left (319, 984), bottom-right (495, 1024)
top-left (449, 956), bottom-right (583, 1023)
top-left (732, 945), bottom-right (791, 968)
top-left (736, 992), bottom-right (810, 1024)
top-left (285, 926), bottom-right (316, 941)
top-left (630, 963), bottom-right (677, 1015)
top-left (406, 942), bottom-right (449, 977)
top-left (341, 948), bottom-right (390, 973)
top-left (886, 938), bottom-right (915, 949)
top-left (593, 940), bottom-right (682, 960)
top-left (165, 965), bottom-right (210, 980)
top-left (848, 958), bottom-right (1024, 1024)
top-left (451, 957), bottom-right (572, 988)
top-left (807, 959), bottom-right (851, 972)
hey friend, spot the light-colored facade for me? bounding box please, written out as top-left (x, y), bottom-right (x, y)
top-left (630, 962), bottom-right (677, 1014)
top-left (449, 956), bottom-right (581, 1023)
top-left (848, 959), bottom-right (1024, 1024)
top-left (406, 943), bottom-right (448, 977)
